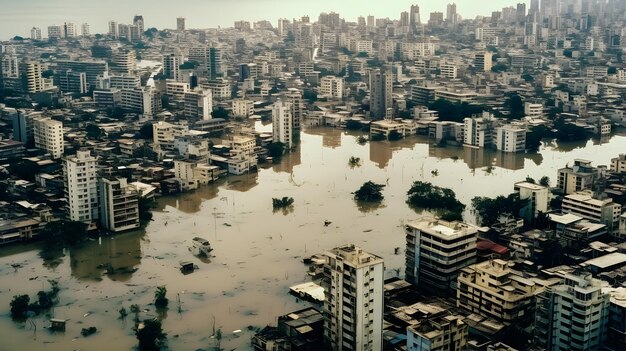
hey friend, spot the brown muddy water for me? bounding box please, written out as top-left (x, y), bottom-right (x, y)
top-left (0, 126), bottom-right (625, 350)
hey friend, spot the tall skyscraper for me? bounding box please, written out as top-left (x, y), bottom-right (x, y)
top-left (410, 4), bottom-right (421, 33)
top-left (34, 118), bottom-right (64, 159)
top-left (64, 150), bottom-right (99, 223)
top-left (369, 68), bottom-right (393, 119)
top-left (30, 27), bottom-right (42, 40)
top-left (322, 244), bottom-right (384, 351)
top-left (112, 49), bottom-right (136, 74)
top-left (133, 15), bottom-right (145, 35)
top-left (446, 3), bottom-right (457, 26)
top-left (162, 54), bottom-right (181, 81)
top-left (22, 61), bottom-right (43, 93)
top-left (177, 17), bottom-right (186, 31)
top-left (272, 99), bottom-right (294, 148)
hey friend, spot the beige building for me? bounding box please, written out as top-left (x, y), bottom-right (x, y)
top-left (406, 315), bottom-right (467, 351)
top-left (457, 259), bottom-right (554, 325)
top-left (562, 191), bottom-right (622, 234)
top-left (557, 159), bottom-right (598, 195)
top-left (611, 154), bottom-right (626, 173)
top-left (232, 99), bottom-right (255, 117)
top-left (34, 118), bottom-right (64, 159)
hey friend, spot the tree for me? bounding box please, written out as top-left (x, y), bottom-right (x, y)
top-left (525, 176), bottom-right (536, 184)
top-left (8, 160), bottom-right (39, 182)
top-left (539, 176), bottom-right (550, 187)
top-left (267, 142), bottom-right (285, 159)
top-left (139, 123), bottom-right (154, 140)
top-left (154, 286), bottom-right (168, 308)
top-left (136, 319), bottom-right (166, 350)
top-left (348, 156), bottom-right (361, 167)
top-left (406, 181), bottom-right (465, 221)
top-left (504, 93), bottom-right (524, 119)
top-left (86, 124), bottom-right (104, 140)
top-left (272, 197), bottom-right (294, 209)
top-left (39, 220), bottom-right (88, 246)
top-left (10, 295), bottom-right (30, 319)
top-left (139, 197), bottom-right (155, 223)
top-left (354, 181), bottom-right (385, 202)
top-left (211, 107), bottom-right (229, 119)
top-left (471, 193), bottom-right (528, 227)
top-left (356, 136), bottom-right (368, 145)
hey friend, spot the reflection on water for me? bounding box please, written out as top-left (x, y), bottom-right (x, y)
top-left (0, 126), bottom-right (624, 351)
top-left (69, 231), bottom-right (143, 282)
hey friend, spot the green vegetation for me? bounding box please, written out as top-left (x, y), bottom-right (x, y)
top-left (525, 176), bottom-right (536, 184)
top-left (154, 286), bottom-right (168, 308)
top-left (354, 181), bottom-right (385, 203)
top-left (504, 93), bottom-right (525, 119)
top-left (39, 220), bottom-right (88, 247)
top-left (211, 107), bottom-right (230, 119)
top-left (554, 117), bottom-right (588, 141)
top-left (348, 156), bottom-right (361, 168)
top-left (9, 280), bottom-right (60, 320)
top-left (139, 198), bottom-right (155, 223)
top-left (356, 136), bottom-right (368, 145)
top-left (136, 319), bottom-right (166, 350)
top-left (428, 99), bottom-right (488, 123)
top-left (268, 142), bottom-right (286, 161)
top-left (540, 176), bottom-right (550, 187)
top-left (7, 160), bottom-right (39, 182)
top-left (86, 124), bottom-right (104, 140)
top-left (139, 122), bottom-right (154, 140)
top-left (406, 181), bottom-right (465, 221)
top-left (9, 295), bottom-right (30, 319)
top-left (471, 193), bottom-right (528, 227)
top-left (272, 197), bottom-right (294, 209)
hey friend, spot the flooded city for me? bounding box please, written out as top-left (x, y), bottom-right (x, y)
top-left (0, 125), bottom-right (624, 350)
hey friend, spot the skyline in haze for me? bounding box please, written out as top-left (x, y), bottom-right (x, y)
top-left (0, 0), bottom-right (530, 40)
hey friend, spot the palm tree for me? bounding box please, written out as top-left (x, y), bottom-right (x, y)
top-left (154, 286), bottom-right (168, 308)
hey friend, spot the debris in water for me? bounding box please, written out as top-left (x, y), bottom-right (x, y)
top-left (233, 329), bottom-right (241, 333)
top-left (83, 312), bottom-right (90, 317)
top-left (324, 220), bottom-right (332, 227)
top-left (223, 223), bottom-right (232, 227)
top-left (363, 229), bottom-right (372, 232)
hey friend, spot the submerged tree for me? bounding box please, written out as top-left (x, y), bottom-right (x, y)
top-left (154, 286), bottom-right (168, 308)
top-left (406, 181), bottom-right (465, 221)
top-left (136, 318), bottom-right (166, 350)
top-left (272, 197), bottom-right (295, 209)
top-left (471, 193), bottom-right (528, 227)
top-left (10, 295), bottom-right (30, 319)
top-left (348, 156), bottom-right (361, 168)
top-left (354, 181), bottom-right (385, 203)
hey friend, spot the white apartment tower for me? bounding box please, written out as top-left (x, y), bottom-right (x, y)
top-left (474, 52), bottom-right (493, 72)
top-left (30, 27), bottom-right (42, 40)
top-left (322, 244), bottom-right (384, 351)
top-left (495, 124), bottom-right (526, 152)
top-left (34, 118), bottom-right (64, 159)
top-left (184, 88), bottom-right (213, 121)
top-left (81, 23), bottom-right (90, 37)
top-left (64, 150), bottom-right (99, 223)
top-left (272, 99), bottom-right (294, 149)
top-left (108, 21), bottom-right (119, 38)
top-left (535, 272), bottom-right (610, 351)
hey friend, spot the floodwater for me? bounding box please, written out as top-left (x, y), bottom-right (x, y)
top-left (0, 126), bottom-right (624, 350)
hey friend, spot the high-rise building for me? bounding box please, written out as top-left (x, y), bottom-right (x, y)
top-left (12, 110), bottom-right (39, 146)
top-left (47, 25), bottom-right (62, 39)
top-left (446, 3), bottom-right (457, 26)
top-left (272, 99), bottom-right (294, 149)
top-left (57, 70), bottom-right (88, 94)
top-left (162, 54), bottom-right (181, 81)
top-left (22, 61), bottom-right (44, 93)
top-left (517, 3), bottom-right (527, 23)
top-left (535, 272), bottom-right (610, 351)
top-left (189, 47), bottom-right (223, 79)
top-left (108, 21), bottom-right (119, 38)
top-left (410, 4), bottom-right (421, 33)
top-left (34, 118), bottom-right (64, 159)
top-left (133, 15), bottom-right (145, 35)
top-left (30, 27), bottom-right (42, 40)
top-left (514, 181), bottom-right (550, 222)
top-left (63, 22), bottom-right (76, 38)
top-left (1, 53), bottom-right (19, 79)
top-left (64, 150), bottom-right (99, 223)
top-left (56, 60), bottom-right (108, 89)
top-left (177, 17), bottom-right (186, 31)
top-left (322, 244), bottom-right (384, 351)
top-left (81, 23), bottom-right (90, 37)
top-left (495, 124), bottom-right (526, 152)
top-left (184, 88), bottom-right (213, 121)
top-left (464, 112), bottom-right (496, 148)
top-left (406, 216), bottom-right (478, 295)
top-left (369, 68), bottom-right (393, 119)
top-left (99, 177), bottom-right (140, 232)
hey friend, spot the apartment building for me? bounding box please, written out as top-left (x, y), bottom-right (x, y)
top-left (561, 191), bottom-right (622, 234)
top-left (405, 216), bottom-right (478, 295)
top-left (322, 244), bottom-right (384, 351)
top-left (64, 150), bottom-right (99, 223)
top-left (557, 159), bottom-right (598, 195)
top-left (34, 118), bottom-right (64, 159)
top-left (99, 177), bottom-right (140, 232)
top-left (495, 124), bottom-right (526, 152)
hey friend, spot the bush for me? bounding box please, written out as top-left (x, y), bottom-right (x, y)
top-left (354, 182), bottom-right (385, 202)
top-left (154, 286), bottom-right (168, 308)
top-left (10, 295), bottom-right (30, 319)
top-left (136, 319), bottom-right (166, 350)
top-left (272, 197), bottom-right (294, 209)
top-left (406, 181), bottom-right (465, 219)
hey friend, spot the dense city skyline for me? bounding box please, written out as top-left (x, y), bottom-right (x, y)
top-left (0, 0), bottom-right (530, 40)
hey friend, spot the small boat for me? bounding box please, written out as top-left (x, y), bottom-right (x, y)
top-left (191, 237), bottom-right (213, 256)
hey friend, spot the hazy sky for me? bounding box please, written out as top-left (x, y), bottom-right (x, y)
top-left (0, 0), bottom-right (529, 39)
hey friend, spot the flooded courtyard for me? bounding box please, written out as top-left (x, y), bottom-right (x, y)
top-left (0, 126), bottom-right (625, 350)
